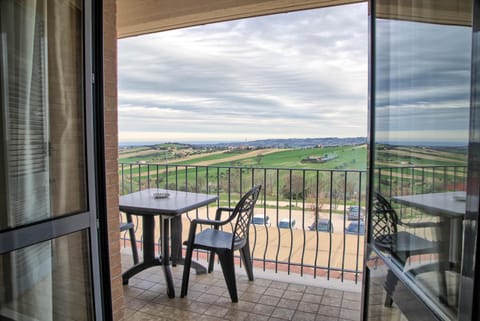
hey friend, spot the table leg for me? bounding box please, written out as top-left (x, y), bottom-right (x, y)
top-left (449, 218), bottom-right (462, 268)
top-left (435, 216), bottom-right (462, 308)
top-left (437, 217), bottom-right (451, 306)
top-left (122, 213), bottom-right (206, 294)
top-left (171, 216), bottom-right (182, 266)
top-left (122, 215), bottom-right (159, 285)
top-left (170, 216), bottom-right (207, 274)
top-left (161, 217), bottom-right (175, 298)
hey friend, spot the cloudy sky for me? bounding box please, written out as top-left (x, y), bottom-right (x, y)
top-left (118, 3), bottom-right (368, 144)
top-left (375, 19), bottom-right (471, 145)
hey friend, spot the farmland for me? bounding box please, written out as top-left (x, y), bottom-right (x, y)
top-left (119, 142), bottom-right (467, 175)
top-left (118, 142), bottom-right (467, 201)
top-left (119, 143), bottom-right (368, 170)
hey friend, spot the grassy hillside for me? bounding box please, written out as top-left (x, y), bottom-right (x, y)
top-left (119, 145), bottom-right (367, 170)
top-left (376, 145), bottom-right (467, 167)
top-left (216, 146), bottom-right (366, 170)
top-left (117, 143), bottom-right (467, 202)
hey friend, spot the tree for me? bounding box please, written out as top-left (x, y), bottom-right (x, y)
top-left (255, 154), bottom-right (263, 165)
top-left (308, 199), bottom-right (323, 222)
top-left (332, 173), bottom-right (346, 209)
top-left (345, 173), bottom-right (359, 200)
top-left (282, 172), bottom-right (305, 207)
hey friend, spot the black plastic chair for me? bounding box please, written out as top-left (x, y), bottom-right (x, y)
top-left (373, 192), bottom-right (439, 306)
top-left (373, 192), bottom-right (438, 262)
top-left (181, 185), bottom-right (262, 302)
top-left (120, 213), bottom-right (139, 265)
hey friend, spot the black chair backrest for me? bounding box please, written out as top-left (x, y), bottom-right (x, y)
top-left (373, 192), bottom-right (398, 252)
top-left (231, 185), bottom-right (262, 249)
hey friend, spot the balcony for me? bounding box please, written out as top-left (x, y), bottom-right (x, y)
top-left (119, 163), bottom-right (465, 268)
top-left (121, 251), bottom-right (362, 321)
top-left (119, 163), bottom-right (369, 282)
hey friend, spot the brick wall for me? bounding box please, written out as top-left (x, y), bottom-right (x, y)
top-left (103, 0), bottom-right (124, 320)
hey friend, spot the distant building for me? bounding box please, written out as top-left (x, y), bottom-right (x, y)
top-left (301, 154), bottom-right (338, 163)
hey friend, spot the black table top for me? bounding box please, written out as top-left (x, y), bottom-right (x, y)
top-left (392, 191), bottom-right (466, 218)
top-left (119, 189), bottom-right (218, 216)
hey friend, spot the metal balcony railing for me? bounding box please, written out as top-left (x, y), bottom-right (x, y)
top-left (118, 163), bottom-right (466, 284)
top-left (375, 165), bottom-right (467, 198)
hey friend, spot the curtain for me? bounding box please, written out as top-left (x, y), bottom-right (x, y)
top-left (47, 0), bottom-right (86, 215)
top-left (1, 0), bottom-right (50, 228)
top-left (0, 0), bottom-right (92, 320)
top-left (0, 1), bottom-right (52, 320)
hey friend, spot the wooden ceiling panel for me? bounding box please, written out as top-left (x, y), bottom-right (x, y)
top-left (117, 0), bottom-right (471, 39)
top-left (117, 0), bottom-right (364, 38)
top-left (376, 0), bottom-right (472, 27)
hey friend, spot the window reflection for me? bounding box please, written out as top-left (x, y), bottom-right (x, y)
top-left (366, 248), bottom-right (445, 321)
top-left (0, 231), bottom-right (94, 321)
top-left (0, 0), bottom-right (87, 230)
top-left (375, 19), bottom-right (471, 146)
top-left (372, 1), bottom-right (472, 320)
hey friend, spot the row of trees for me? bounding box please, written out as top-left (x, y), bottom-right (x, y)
top-left (119, 164), bottom-right (466, 218)
top-left (120, 166), bottom-right (367, 214)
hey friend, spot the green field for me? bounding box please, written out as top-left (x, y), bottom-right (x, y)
top-left (215, 146), bottom-right (366, 170)
top-left (119, 145), bottom-right (367, 170)
top-left (118, 143), bottom-right (467, 198)
top-left (118, 145), bottom-right (368, 201)
top-left (376, 146), bottom-right (466, 167)
top-left (172, 150), bottom-right (249, 165)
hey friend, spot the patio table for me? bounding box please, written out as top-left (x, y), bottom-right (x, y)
top-left (120, 188), bottom-right (218, 298)
top-left (392, 191), bottom-right (465, 264)
top-left (392, 191), bottom-right (466, 308)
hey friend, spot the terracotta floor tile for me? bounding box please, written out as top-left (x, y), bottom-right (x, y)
top-left (120, 253), bottom-right (363, 321)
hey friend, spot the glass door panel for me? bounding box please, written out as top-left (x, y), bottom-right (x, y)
top-left (0, 230), bottom-right (93, 321)
top-left (366, 0), bottom-right (474, 320)
top-left (0, 0), bottom-right (101, 320)
top-left (0, 0), bottom-right (87, 230)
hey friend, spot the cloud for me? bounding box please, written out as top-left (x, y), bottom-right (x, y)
top-left (118, 3), bottom-right (368, 143)
top-left (374, 19), bottom-right (471, 144)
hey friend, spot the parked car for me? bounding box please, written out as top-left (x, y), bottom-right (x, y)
top-left (345, 221), bottom-right (365, 235)
top-left (278, 218), bottom-right (296, 229)
top-left (347, 206), bottom-right (364, 221)
top-left (251, 215), bottom-right (271, 226)
top-left (308, 219), bottom-right (333, 232)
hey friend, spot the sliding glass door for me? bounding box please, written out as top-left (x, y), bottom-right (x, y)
top-left (0, 0), bottom-right (103, 320)
top-left (364, 0), bottom-right (479, 320)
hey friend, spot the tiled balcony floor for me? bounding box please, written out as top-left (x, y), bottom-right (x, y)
top-left (121, 252), bottom-right (362, 321)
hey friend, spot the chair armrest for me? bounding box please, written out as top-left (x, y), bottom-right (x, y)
top-left (120, 222), bottom-right (134, 231)
top-left (191, 218), bottom-right (226, 226)
top-left (215, 207), bottom-right (234, 220)
top-left (186, 209), bottom-right (235, 241)
top-left (186, 217), bottom-right (228, 245)
top-left (399, 220), bottom-right (439, 228)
